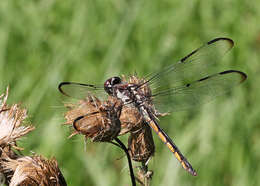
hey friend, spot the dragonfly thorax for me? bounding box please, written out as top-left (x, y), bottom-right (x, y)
top-left (114, 88), bottom-right (132, 104)
top-left (115, 84), bottom-right (147, 106)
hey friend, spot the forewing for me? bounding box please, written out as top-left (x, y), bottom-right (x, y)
top-left (152, 70), bottom-right (247, 112)
top-left (145, 38), bottom-right (234, 91)
top-left (58, 82), bottom-right (105, 99)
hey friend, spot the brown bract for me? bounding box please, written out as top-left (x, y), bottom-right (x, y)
top-left (65, 96), bottom-right (122, 142)
top-left (0, 87), bottom-right (35, 149)
top-left (128, 124), bottom-right (155, 163)
top-left (119, 105), bottom-right (143, 135)
top-left (0, 87), bottom-right (67, 186)
top-left (0, 87), bottom-right (35, 168)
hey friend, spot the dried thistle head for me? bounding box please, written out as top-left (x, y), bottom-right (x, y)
top-left (1, 155), bottom-right (66, 186)
top-left (65, 95), bottom-right (122, 142)
top-left (119, 105), bottom-right (143, 135)
top-left (0, 87), bottom-right (67, 185)
top-left (128, 124), bottom-right (155, 163)
top-left (0, 87), bottom-right (35, 151)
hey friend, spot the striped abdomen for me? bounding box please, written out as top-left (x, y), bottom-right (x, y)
top-left (140, 106), bottom-right (197, 176)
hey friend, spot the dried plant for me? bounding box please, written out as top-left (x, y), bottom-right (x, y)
top-left (1, 155), bottom-right (66, 186)
top-left (119, 104), bottom-right (143, 135)
top-left (0, 87), bottom-right (35, 150)
top-left (64, 95), bottom-right (122, 142)
top-left (135, 164), bottom-right (153, 186)
top-left (128, 124), bottom-right (155, 163)
top-left (128, 124), bottom-right (155, 186)
top-left (0, 87), bottom-right (67, 186)
top-left (64, 94), bottom-right (140, 185)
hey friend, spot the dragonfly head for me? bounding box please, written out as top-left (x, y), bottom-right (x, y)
top-left (104, 76), bottom-right (122, 95)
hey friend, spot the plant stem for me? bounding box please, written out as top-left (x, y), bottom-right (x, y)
top-left (114, 137), bottom-right (136, 186)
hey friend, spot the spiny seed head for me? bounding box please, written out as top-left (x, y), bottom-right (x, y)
top-left (1, 156), bottom-right (66, 186)
top-left (0, 87), bottom-right (66, 185)
top-left (65, 96), bottom-right (122, 142)
top-left (0, 87), bottom-right (35, 150)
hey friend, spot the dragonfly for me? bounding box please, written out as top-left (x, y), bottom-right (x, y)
top-left (58, 38), bottom-right (247, 176)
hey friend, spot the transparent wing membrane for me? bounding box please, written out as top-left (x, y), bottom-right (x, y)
top-left (152, 70), bottom-right (247, 112)
top-left (146, 38), bottom-right (234, 91)
top-left (58, 82), bottom-right (105, 99)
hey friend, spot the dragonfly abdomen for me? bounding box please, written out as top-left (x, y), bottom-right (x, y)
top-left (139, 106), bottom-right (197, 176)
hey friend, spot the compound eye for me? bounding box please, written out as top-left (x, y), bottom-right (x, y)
top-left (111, 77), bottom-right (121, 85)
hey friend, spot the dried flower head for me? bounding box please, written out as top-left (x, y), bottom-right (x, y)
top-left (128, 124), bottom-right (155, 163)
top-left (65, 95), bottom-right (122, 142)
top-left (0, 87), bottom-right (67, 185)
top-left (0, 87), bottom-right (35, 150)
top-left (1, 155), bottom-right (66, 186)
top-left (119, 105), bottom-right (143, 135)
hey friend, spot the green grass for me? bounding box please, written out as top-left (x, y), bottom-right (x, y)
top-left (1, 0), bottom-right (260, 185)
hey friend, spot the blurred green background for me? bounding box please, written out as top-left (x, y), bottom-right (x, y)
top-left (0, 0), bottom-right (259, 185)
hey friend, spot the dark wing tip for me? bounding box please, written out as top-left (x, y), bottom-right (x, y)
top-left (219, 70), bottom-right (247, 83)
top-left (58, 82), bottom-right (72, 97)
top-left (180, 37), bottom-right (234, 63)
top-left (207, 37), bottom-right (234, 49)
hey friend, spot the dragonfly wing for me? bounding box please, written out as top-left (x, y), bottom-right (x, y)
top-left (58, 82), bottom-right (106, 100)
top-left (152, 70), bottom-right (247, 112)
top-left (145, 38), bottom-right (234, 91)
